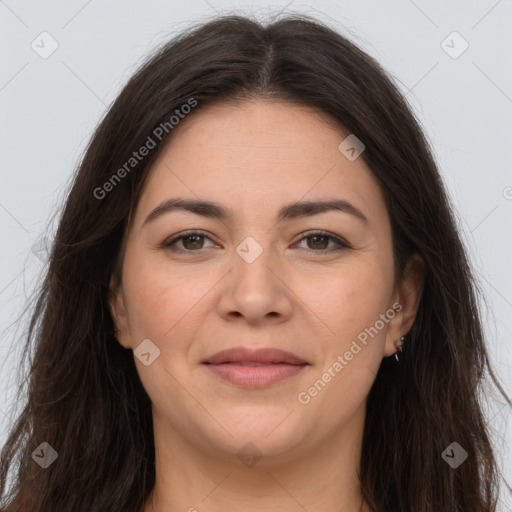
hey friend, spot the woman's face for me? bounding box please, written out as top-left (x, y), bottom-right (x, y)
top-left (111, 99), bottom-right (421, 462)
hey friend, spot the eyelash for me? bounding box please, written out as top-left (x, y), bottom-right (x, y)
top-left (162, 230), bottom-right (351, 254)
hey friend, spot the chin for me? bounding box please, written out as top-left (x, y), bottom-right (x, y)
top-left (201, 413), bottom-right (309, 459)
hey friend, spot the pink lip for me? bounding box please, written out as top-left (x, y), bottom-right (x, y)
top-left (202, 347), bottom-right (308, 389)
top-left (203, 347), bottom-right (306, 365)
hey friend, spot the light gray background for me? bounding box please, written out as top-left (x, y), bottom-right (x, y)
top-left (1, 0), bottom-right (511, 508)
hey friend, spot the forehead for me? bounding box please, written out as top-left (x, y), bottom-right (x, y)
top-left (135, 99), bottom-right (388, 229)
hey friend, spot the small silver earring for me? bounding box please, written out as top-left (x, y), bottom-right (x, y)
top-left (395, 336), bottom-right (405, 362)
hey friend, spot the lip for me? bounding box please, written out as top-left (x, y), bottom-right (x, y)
top-left (202, 347), bottom-right (308, 389)
top-left (203, 347), bottom-right (307, 365)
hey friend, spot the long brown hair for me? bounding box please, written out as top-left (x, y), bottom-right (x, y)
top-left (1, 13), bottom-right (510, 512)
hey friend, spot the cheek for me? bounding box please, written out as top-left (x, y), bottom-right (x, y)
top-left (120, 256), bottom-right (200, 405)
top-left (300, 265), bottom-right (392, 427)
top-left (120, 245), bottom-right (184, 341)
top-left (124, 271), bottom-right (170, 337)
top-left (318, 263), bottom-right (392, 342)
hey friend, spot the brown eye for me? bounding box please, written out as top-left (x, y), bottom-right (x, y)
top-left (306, 234), bottom-right (329, 250)
top-left (181, 234), bottom-right (205, 250)
top-left (296, 231), bottom-right (351, 253)
top-left (163, 231), bottom-right (216, 252)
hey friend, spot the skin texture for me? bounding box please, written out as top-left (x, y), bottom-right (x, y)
top-left (110, 99), bottom-right (424, 512)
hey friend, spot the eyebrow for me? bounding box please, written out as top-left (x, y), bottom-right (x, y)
top-left (142, 197), bottom-right (369, 226)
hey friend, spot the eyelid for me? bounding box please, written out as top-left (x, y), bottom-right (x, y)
top-left (295, 230), bottom-right (352, 250)
top-left (162, 230), bottom-right (218, 250)
top-left (162, 229), bottom-right (352, 253)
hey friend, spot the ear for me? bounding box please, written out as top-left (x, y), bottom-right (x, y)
top-left (383, 253), bottom-right (425, 357)
top-left (109, 274), bottom-right (131, 349)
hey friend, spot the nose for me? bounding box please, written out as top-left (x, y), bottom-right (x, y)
top-left (216, 240), bottom-right (294, 325)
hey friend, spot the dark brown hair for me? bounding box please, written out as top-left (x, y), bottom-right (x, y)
top-left (1, 13), bottom-right (510, 512)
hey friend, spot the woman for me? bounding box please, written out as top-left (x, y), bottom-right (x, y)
top-left (0, 13), bottom-right (510, 512)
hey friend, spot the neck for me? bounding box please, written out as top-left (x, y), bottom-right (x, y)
top-left (145, 402), bottom-right (370, 512)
